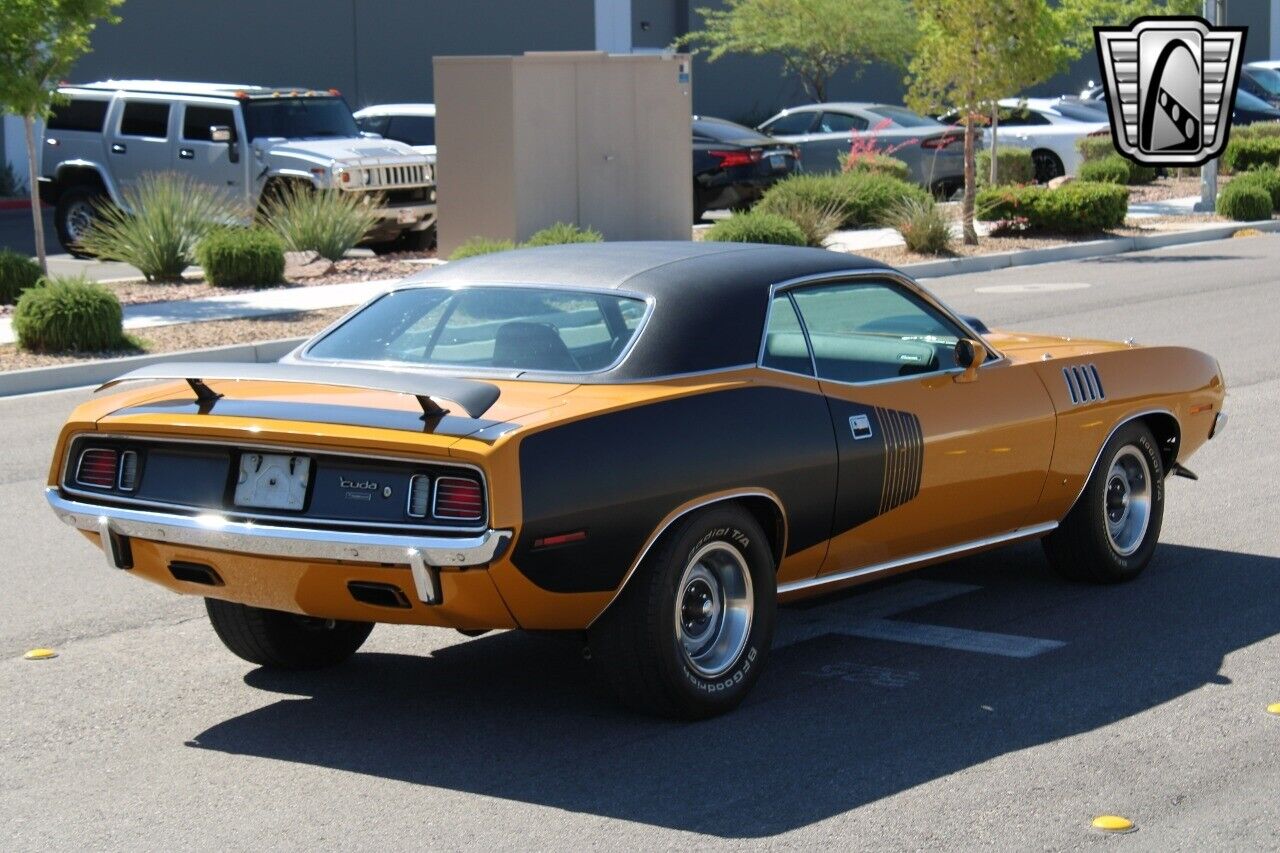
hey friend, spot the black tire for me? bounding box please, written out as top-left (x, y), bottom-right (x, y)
top-left (399, 225), bottom-right (436, 252)
top-left (205, 598), bottom-right (374, 669)
top-left (54, 185), bottom-right (105, 257)
top-left (589, 505), bottom-right (776, 719)
top-left (1043, 421), bottom-right (1165, 583)
top-left (1031, 149), bottom-right (1065, 184)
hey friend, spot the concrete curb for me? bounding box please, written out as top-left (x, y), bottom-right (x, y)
top-left (0, 337), bottom-right (304, 398)
top-left (901, 218), bottom-right (1280, 278)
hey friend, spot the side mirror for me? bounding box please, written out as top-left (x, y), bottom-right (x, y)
top-left (954, 338), bottom-right (987, 383)
top-left (210, 125), bottom-right (240, 163)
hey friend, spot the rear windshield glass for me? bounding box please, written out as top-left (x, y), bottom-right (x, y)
top-left (693, 118), bottom-right (763, 144)
top-left (305, 286), bottom-right (648, 373)
top-left (865, 105), bottom-right (943, 129)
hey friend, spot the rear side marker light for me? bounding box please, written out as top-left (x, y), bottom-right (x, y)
top-left (532, 530), bottom-right (588, 550)
top-left (433, 477), bottom-right (483, 520)
top-left (118, 450), bottom-right (139, 491)
top-left (76, 448), bottom-right (118, 489)
top-left (407, 474), bottom-right (431, 518)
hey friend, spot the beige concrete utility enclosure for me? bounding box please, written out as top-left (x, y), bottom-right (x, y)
top-left (434, 51), bottom-right (693, 255)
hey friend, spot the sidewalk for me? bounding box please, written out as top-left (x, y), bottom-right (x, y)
top-left (0, 278), bottom-right (398, 346)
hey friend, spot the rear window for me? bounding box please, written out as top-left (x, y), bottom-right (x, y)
top-left (305, 286), bottom-right (648, 374)
top-left (119, 101), bottom-right (170, 138)
top-left (47, 99), bottom-right (109, 133)
top-left (693, 118), bottom-right (762, 144)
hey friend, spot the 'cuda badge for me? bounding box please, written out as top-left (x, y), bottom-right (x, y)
top-left (339, 477), bottom-right (379, 490)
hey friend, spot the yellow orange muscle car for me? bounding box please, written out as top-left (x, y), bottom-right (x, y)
top-left (45, 242), bottom-right (1226, 718)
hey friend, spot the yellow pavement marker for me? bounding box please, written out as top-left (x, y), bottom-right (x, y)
top-left (23, 648), bottom-right (58, 660)
top-left (1092, 815), bottom-right (1136, 833)
top-left (1267, 702), bottom-right (1280, 716)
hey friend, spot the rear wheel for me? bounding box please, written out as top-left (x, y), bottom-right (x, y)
top-left (1032, 149), bottom-right (1065, 184)
top-left (205, 598), bottom-right (373, 669)
top-left (1043, 421), bottom-right (1164, 583)
top-left (589, 505), bottom-right (775, 719)
top-left (54, 185), bottom-right (105, 257)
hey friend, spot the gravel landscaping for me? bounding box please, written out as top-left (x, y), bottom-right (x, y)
top-left (0, 307), bottom-right (346, 372)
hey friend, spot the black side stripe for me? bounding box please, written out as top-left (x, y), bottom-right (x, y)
top-left (875, 406), bottom-right (923, 513)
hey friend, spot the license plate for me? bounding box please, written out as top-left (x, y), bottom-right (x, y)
top-left (397, 208), bottom-right (418, 224)
top-left (234, 453), bottom-right (311, 510)
top-left (769, 153), bottom-right (788, 170)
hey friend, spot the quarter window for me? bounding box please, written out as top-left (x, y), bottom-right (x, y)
top-left (120, 102), bottom-right (170, 138)
top-left (182, 106), bottom-right (237, 141)
top-left (761, 294), bottom-right (813, 376)
top-left (47, 99), bottom-right (109, 132)
top-left (789, 280), bottom-right (967, 383)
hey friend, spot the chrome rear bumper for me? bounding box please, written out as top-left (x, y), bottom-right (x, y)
top-left (45, 487), bottom-right (511, 605)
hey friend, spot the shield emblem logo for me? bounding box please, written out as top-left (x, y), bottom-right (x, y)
top-left (1095, 16), bottom-right (1246, 167)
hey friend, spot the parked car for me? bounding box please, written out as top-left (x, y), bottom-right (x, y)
top-left (38, 81), bottom-right (437, 254)
top-left (46, 241), bottom-right (1226, 718)
top-left (692, 116), bottom-right (799, 220)
top-left (1240, 66), bottom-right (1280, 108)
top-left (353, 103), bottom-right (437, 165)
top-left (940, 98), bottom-right (1109, 181)
top-left (1081, 82), bottom-right (1280, 127)
top-left (757, 103), bottom-right (966, 195)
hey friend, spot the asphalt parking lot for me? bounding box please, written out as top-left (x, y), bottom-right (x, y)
top-left (2, 236), bottom-right (1278, 849)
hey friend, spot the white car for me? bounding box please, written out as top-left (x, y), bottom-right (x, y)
top-left (353, 103), bottom-right (437, 165)
top-left (945, 98), bottom-right (1109, 182)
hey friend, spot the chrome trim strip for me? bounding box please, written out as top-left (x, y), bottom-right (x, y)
top-left (1210, 411), bottom-right (1227, 439)
top-left (585, 488), bottom-right (789, 629)
top-left (777, 522), bottom-right (1059, 595)
top-left (47, 487), bottom-right (512, 574)
top-left (1066, 408), bottom-right (1177, 509)
top-left (59, 433), bottom-right (489, 535)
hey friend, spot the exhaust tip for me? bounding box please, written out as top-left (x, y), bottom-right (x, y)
top-left (168, 560), bottom-right (223, 586)
top-left (347, 581), bottom-right (411, 609)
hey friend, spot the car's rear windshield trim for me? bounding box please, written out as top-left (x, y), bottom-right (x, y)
top-left (298, 283), bottom-right (655, 379)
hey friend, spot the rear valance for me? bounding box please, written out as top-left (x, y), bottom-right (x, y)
top-left (96, 362), bottom-right (501, 419)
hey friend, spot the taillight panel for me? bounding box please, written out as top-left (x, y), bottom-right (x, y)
top-left (433, 476), bottom-right (485, 521)
top-left (75, 448), bottom-right (119, 489)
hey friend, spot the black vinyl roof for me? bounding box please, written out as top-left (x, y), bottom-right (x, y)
top-left (401, 242), bottom-right (893, 381)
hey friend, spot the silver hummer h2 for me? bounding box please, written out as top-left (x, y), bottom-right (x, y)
top-left (38, 81), bottom-right (437, 254)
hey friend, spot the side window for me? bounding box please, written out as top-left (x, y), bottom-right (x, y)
top-left (761, 294), bottom-right (814, 376)
top-left (790, 281), bottom-right (966, 383)
top-left (818, 112), bottom-right (869, 133)
top-left (998, 107), bottom-right (1049, 127)
top-left (47, 99), bottom-right (109, 132)
top-left (120, 101), bottom-right (171, 138)
top-left (386, 115), bottom-right (435, 147)
top-left (356, 114), bottom-right (389, 136)
top-left (182, 106), bottom-right (237, 141)
top-left (762, 111), bottom-right (816, 135)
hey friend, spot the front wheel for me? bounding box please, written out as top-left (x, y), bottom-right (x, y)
top-left (589, 505), bottom-right (776, 719)
top-left (54, 185), bottom-right (105, 257)
top-left (205, 598), bottom-right (373, 669)
top-left (1043, 421), bottom-right (1165, 583)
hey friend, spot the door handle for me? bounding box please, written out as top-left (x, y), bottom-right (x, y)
top-left (178, 148), bottom-right (194, 160)
top-left (110, 143), bottom-right (127, 154)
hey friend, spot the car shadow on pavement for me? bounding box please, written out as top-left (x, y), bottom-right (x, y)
top-left (188, 541), bottom-right (1280, 838)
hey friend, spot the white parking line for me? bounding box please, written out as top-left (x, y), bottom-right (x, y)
top-left (776, 578), bottom-right (1065, 658)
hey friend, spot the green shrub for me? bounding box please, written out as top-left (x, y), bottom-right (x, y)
top-left (749, 193), bottom-right (843, 247)
top-left (196, 228), bottom-right (285, 287)
top-left (705, 211), bottom-right (806, 246)
top-left (1215, 183), bottom-right (1272, 221)
top-left (12, 276), bottom-right (128, 352)
top-left (1222, 136), bottom-right (1280, 173)
top-left (840, 153), bottom-right (911, 182)
top-left (1076, 133), bottom-right (1118, 163)
top-left (260, 181), bottom-right (380, 261)
top-left (523, 222), bottom-right (603, 247)
top-left (1233, 121), bottom-right (1280, 139)
top-left (450, 237), bottom-right (518, 260)
top-left (882, 196), bottom-right (953, 255)
top-left (1227, 167), bottom-right (1280, 211)
top-left (76, 172), bottom-right (241, 282)
top-left (1078, 155), bottom-right (1130, 184)
top-left (977, 182), bottom-right (1128, 232)
top-left (0, 249), bottom-right (42, 305)
top-left (757, 172), bottom-right (928, 229)
top-left (976, 147), bottom-right (1035, 186)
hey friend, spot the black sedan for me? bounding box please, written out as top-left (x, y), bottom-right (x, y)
top-left (693, 116), bottom-right (799, 221)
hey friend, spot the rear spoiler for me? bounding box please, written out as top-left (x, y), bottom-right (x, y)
top-left (95, 362), bottom-right (501, 420)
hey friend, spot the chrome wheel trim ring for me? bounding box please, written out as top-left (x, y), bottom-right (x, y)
top-left (64, 200), bottom-right (96, 243)
top-left (675, 541), bottom-right (753, 679)
top-left (1104, 445), bottom-right (1152, 557)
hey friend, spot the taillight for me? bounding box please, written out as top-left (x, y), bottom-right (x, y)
top-left (118, 450), bottom-right (139, 491)
top-left (709, 149), bottom-right (762, 168)
top-left (407, 474), bottom-right (431, 518)
top-left (76, 448), bottom-right (118, 489)
top-left (921, 134), bottom-right (963, 150)
top-left (433, 477), bottom-right (483, 520)
top-left (791, 145), bottom-right (801, 161)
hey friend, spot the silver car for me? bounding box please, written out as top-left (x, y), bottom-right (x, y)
top-left (758, 103), bottom-right (968, 194)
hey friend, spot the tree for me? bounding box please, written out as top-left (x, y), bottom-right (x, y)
top-left (678, 0), bottom-right (915, 103)
top-left (907, 0), bottom-right (1063, 244)
top-left (0, 0), bottom-right (122, 273)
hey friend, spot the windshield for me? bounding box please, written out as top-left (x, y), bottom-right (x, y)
top-left (241, 96), bottom-right (359, 140)
top-left (866, 105), bottom-right (943, 129)
top-left (1052, 101), bottom-right (1108, 122)
top-left (305, 286), bottom-right (649, 373)
top-left (1247, 67), bottom-right (1280, 96)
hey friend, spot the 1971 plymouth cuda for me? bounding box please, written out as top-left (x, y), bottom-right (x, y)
top-left (45, 242), bottom-right (1226, 718)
